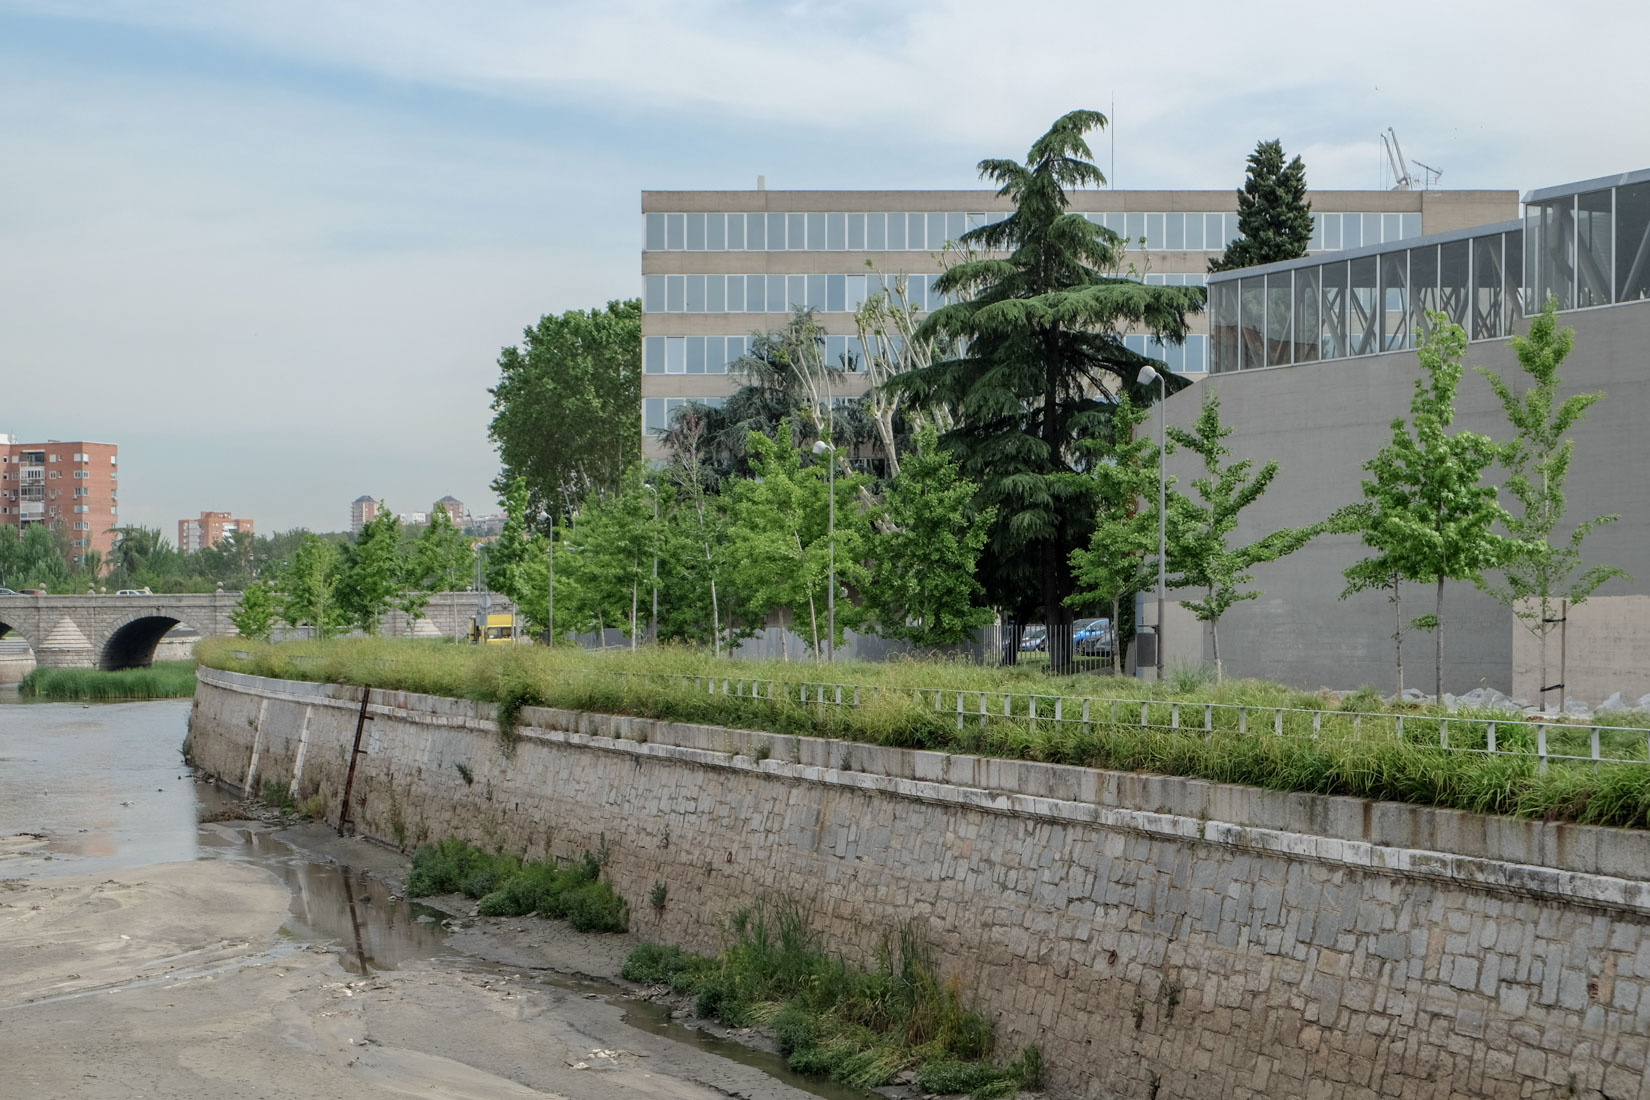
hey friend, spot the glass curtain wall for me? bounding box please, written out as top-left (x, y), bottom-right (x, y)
top-left (1440, 240), bottom-right (1470, 329)
top-left (1473, 235), bottom-right (1505, 339)
top-left (1618, 183), bottom-right (1650, 302)
top-left (1576, 190), bottom-right (1613, 307)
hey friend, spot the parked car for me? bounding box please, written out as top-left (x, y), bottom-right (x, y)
top-left (0, 588), bottom-right (16, 596)
top-left (1016, 624), bottom-right (1047, 652)
top-left (1075, 618), bottom-right (1115, 657)
top-left (19, 588), bottom-right (44, 596)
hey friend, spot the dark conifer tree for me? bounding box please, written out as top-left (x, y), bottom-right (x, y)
top-left (893, 110), bottom-right (1202, 669)
top-left (1209, 139), bottom-right (1313, 272)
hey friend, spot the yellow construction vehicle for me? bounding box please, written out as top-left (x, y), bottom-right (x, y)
top-left (468, 612), bottom-right (516, 645)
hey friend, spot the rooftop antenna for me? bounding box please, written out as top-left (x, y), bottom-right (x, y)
top-left (1381, 127), bottom-right (1413, 191)
top-left (1411, 158), bottom-right (1443, 190)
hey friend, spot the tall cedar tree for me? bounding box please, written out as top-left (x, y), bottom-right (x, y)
top-left (1208, 140), bottom-right (1313, 273)
top-left (1372, 316), bottom-right (1510, 700)
top-left (488, 299), bottom-right (641, 527)
top-left (1477, 299), bottom-right (1627, 709)
top-left (1165, 391), bottom-right (1316, 681)
top-left (895, 110), bottom-right (1201, 669)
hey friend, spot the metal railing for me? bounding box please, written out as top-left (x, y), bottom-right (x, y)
top-left (572, 666), bottom-right (1650, 770)
top-left (223, 654), bottom-right (1650, 770)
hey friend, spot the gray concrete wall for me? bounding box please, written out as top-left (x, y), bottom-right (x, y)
top-left (190, 668), bottom-right (1650, 1099)
top-left (1163, 299), bottom-right (1650, 693)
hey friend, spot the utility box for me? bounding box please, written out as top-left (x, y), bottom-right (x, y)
top-left (1134, 627), bottom-right (1157, 672)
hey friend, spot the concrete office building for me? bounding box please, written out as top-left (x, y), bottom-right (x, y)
top-left (178, 511), bottom-right (253, 553)
top-left (1155, 168), bottom-right (1650, 697)
top-left (350, 495), bottom-right (379, 536)
top-left (0, 438), bottom-right (119, 564)
top-left (639, 185), bottom-right (1517, 456)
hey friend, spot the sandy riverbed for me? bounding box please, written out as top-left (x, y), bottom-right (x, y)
top-left (0, 823), bottom-right (832, 1100)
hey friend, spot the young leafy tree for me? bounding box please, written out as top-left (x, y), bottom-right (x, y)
top-left (397, 503), bottom-right (474, 625)
top-left (230, 579), bottom-right (279, 642)
top-left (575, 470), bottom-right (662, 649)
top-left (485, 476), bottom-right (552, 636)
top-left (868, 422), bottom-right (996, 649)
top-left (1166, 390), bottom-right (1316, 680)
top-left (1371, 316), bottom-right (1511, 700)
top-left (337, 505), bottom-right (402, 634)
top-left (1330, 442), bottom-right (1417, 696)
top-left (279, 533), bottom-right (344, 638)
top-left (725, 424), bottom-right (871, 658)
top-left (894, 110), bottom-right (1202, 670)
top-left (1067, 395), bottom-right (1169, 676)
top-left (1477, 299), bottom-right (1628, 709)
top-left (1208, 139), bottom-right (1313, 273)
top-left (488, 299), bottom-right (641, 525)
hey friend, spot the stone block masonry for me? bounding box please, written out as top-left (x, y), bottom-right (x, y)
top-left (188, 667), bottom-right (1650, 1100)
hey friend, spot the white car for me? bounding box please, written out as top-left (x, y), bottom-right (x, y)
top-left (115, 589), bottom-right (144, 596)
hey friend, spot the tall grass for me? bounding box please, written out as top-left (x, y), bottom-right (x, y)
top-left (622, 904), bottom-right (1038, 1096)
top-left (404, 836), bottom-right (628, 932)
top-left (19, 660), bottom-right (197, 700)
top-left (195, 638), bottom-right (1650, 828)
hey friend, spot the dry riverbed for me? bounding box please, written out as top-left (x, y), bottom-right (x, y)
top-left (0, 812), bottom-right (859, 1100)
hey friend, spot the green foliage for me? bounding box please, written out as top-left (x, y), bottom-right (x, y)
top-left (488, 299), bottom-right (642, 522)
top-left (486, 476), bottom-right (553, 636)
top-left (557, 467), bottom-right (663, 644)
top-left (1166, 390), bottom-right (1316, 677)
top-left (399, 503), bottom-right (475, 623)
top-left (1068, 394), bottom-right (1164, 674)
top-left (337, 505), bottom-right (403, 634)
top-left (868, 423), bottom-right (996, 649)
top-left (1363, 316), bottom-right (1512, 698)
top-left (1477, 298), bottom-right (1628, 694)
top-left (893, 110), bottom-right (1203, 650)
top-left (622, 906), bottom-right (1016, 1091)
top-left (18, 660), bottom-right (197, 700)
top-left (725, 423), bottom-right (873, 657)
top-left (257, 777), bottom-right (297, 813)
top-left (230, 579), bottom-right (280, 642)
top-left (1209, 139), bottom-right (1313, 273)
top-left (405, 836), bottom-right (628, 932)
top-left (279, 533), bottom-right (345, 637)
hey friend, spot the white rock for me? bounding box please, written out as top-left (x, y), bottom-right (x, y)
top-left (1596, 691), bottom-right (1631, 713)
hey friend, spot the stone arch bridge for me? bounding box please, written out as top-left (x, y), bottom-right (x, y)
top-left (0, 593), bottom-right (241, 670)
top-left (0, 590), bottom-right (508, 670)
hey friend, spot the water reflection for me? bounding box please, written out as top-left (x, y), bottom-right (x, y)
top-left (198, 826), bottom-right (452, 975)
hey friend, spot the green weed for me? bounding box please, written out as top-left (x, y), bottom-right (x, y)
top-left (622, 905), bottom-right (1028, 1092)
top-left (20, 660), bottom-right (197, 700)
top-left (405, 836), bottom-right (627, 933)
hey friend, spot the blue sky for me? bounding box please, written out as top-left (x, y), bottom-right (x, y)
top-left (3, 0), bottom-right (1647, 534)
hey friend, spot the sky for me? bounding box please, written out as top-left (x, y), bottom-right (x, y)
top-left (3, 0), bottom-right (1647, 536)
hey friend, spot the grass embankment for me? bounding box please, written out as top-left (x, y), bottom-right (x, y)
top-left (404, 837), bottom-right (628, 933)
top-left (19, 660), bottom-right (197, 701)
top-left (196, 638), bottom-right (1650, 828)
top-left (623, 907), bottom-right (1040, 1097)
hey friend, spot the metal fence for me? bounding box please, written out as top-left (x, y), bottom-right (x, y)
top-left (245, 654), bottom-right (1650, 769)
top-left (576, 666), bottom-right (1650, 770)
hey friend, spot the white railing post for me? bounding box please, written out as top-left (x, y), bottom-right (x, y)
top-left (1171, 703), bottom-right (1180, 729)
top-left (1239, 707), bottom-right (1247, 735)
top-left (1537, 724), bottom-right (1549, 773)
top-left (1487, 722), bottom-right (1496, 754)
top-left (1274, 709), bottom-right (1282, 736)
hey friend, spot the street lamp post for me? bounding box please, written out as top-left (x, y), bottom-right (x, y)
top-left (645, 484), bottom-right (659, 643)
top-left (1136, 365), bottom-right (1167, 682)
top-left (811, 438), bottom-right (835, 663)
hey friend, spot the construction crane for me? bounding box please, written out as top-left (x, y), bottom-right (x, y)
top-left (1382, 128), bottom-right (1414, 190)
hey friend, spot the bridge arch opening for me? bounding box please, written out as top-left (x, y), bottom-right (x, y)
top-left (100, 616), bottom-right (191, 671)
top-left (0, 621), bottom-right (37, 685)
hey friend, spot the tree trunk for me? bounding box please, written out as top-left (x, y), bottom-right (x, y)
top-left (1392, 574), bottom-right (1404, 697)
top-left (1538, 600), bottom-right (1549, 713)
top-left (1435, 576), bottom-right (1445, 704)
top-left (807, 591), bottom-right (820, 661)
top-left (631, 574), bottom-right (639, 654)
top-left (1208, 587), bottom-right (1222, 683)
top-left (1042, 540), bottom-right (1067, 675)
top-left (709, 577), bottom-right (721, 657)
top-left (1111, 596), bottom-right (1122, 677)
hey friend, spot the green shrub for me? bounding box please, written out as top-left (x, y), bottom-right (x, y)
top-left (405, 837), bottom-right (627, 932)
top-left (20, 660), bottom-right (197, 701)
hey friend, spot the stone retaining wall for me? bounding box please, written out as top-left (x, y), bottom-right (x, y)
top-left (187, 667), bottom-right (1650, 1099)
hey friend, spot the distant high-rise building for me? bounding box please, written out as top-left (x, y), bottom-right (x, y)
top-left (432, 496), bottom-right (468, 525)
top-left (0, 438), bottom-right (119, 564)
top-left (178, 512), bottom-right (253, 553)
top-left (351, 495), bottom-right (379, 535)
